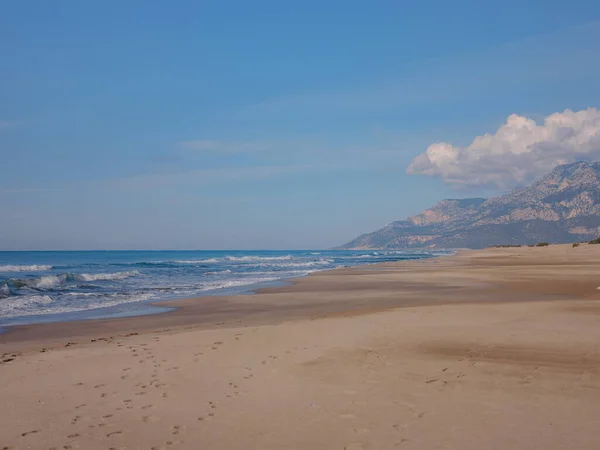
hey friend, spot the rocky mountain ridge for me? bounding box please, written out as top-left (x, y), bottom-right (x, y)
top-left (338, 161), bottom-right (600, 249)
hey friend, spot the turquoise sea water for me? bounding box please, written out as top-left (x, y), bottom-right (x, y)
top-left (0, 250), bottom-right (449, 327)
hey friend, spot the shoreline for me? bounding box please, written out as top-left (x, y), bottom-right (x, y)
top-left (0, 252), bottom-right (457, 350)
top-left (3, 244), bottom-right (597, 353)
top-left (3, 244), bottom-right (600, 449)
top-left (0, 250), bottom-right (444, 333)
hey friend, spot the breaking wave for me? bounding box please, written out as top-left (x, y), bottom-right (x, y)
top-left (224, 255), bottom-right (293, 262)
top-left (0, 264), bottom-right (53, 272)
top-left (0, 292), bottom-right (153, 319)
top-left (3, 270), bottom-right (141, 291)
top-left (0, 249), bottom-right (448, 324)
top-left (204, 269), bottom-right (232, 276)
top-left (171, 259), bottom-right (219, 264)
top-left (74, 270), bottom-right (141, 282)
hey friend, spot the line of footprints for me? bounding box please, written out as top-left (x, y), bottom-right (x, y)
top-left (13, 329), bottom-right (298, 450)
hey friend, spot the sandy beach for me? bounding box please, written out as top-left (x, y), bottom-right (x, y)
top-left (2, 244), bottom-right (600, 449)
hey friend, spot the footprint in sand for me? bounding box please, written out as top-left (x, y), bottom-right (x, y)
top-left (142, 415), bottom-right (160, 423)
top-left (20, 430), bottom-right (40, 437)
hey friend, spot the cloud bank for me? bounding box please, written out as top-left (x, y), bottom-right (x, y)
top-left (407, 108), bottom-right (600, 189)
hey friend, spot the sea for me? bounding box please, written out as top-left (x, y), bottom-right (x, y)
top-left (0, 249), bottom-right (450, 327)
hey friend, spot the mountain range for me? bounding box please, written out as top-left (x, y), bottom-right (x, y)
top-left (338, 161), bottom-right (600, 249)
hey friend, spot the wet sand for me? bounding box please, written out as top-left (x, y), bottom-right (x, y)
top-left (2, 244), bottom-right (600, 449)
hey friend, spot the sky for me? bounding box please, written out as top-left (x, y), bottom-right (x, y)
top-left (2, 1), bottom-right (600, 250)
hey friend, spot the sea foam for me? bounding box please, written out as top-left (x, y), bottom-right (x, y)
top-left (5, 270), bottom-right (141, 290)
top-left (0, 250), bottom-right (442, 324)
top-left (0, 292), bottom-right (153, 319)
top-left (224, 255), bottom-right (293, 262)
top-left (74, 270), bottom-right (141, 282)
top-left (0, 264), bottom-right (53, 272)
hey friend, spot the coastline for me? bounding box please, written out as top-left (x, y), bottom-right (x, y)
top-left (2, 244), bottom-right (597, 351)
top-left (0, 249), bottom-right (442, 334)
top-left (1, 252), bottom-right (457, 350)
top-left (2, 244), bottom-right (600, 449)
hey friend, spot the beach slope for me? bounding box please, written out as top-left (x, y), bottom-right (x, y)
top-left (2, 244), bottom-right (600, 449)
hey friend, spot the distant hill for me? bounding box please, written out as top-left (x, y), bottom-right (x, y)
top-left (338, 161), bottom-right (600, 249)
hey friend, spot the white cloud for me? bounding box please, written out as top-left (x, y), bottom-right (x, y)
top-left (407, 108), bottom-right (600, 189)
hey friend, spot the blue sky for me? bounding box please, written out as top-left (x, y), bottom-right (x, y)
top-left (2, 1), bottom-right (600, 250)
